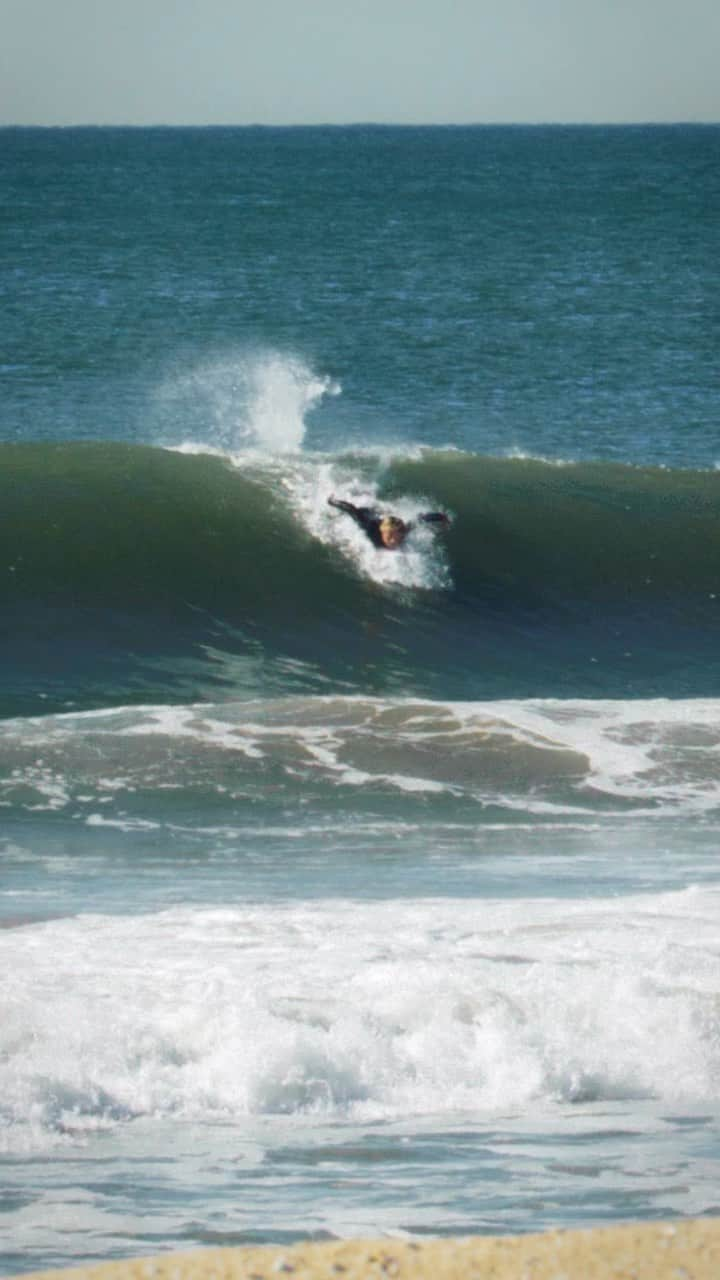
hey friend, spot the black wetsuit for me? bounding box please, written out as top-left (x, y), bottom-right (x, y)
top-left (328, 497), bottom-right (449, 549)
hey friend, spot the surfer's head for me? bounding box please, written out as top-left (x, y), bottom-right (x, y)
top-left (378, 515), bottom-right (408, 549)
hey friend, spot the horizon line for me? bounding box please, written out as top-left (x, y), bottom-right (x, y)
top-left (2, 118), bottom-right (719, 130)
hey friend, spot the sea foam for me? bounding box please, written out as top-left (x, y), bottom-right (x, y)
top-left (1, 890), bottom-right (718, 1152)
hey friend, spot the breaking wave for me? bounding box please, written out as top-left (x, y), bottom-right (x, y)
top-left (2, 437), bottom-right (719, 715)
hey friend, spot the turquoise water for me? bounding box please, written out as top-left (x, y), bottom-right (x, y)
top-left (1, 126), bottom-right (719, 1275)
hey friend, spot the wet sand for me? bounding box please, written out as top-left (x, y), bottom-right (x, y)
top-left (19, 1218), bottom-right (720, 1279)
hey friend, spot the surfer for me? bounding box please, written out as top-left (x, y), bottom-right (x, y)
top-left (328, 496), bottom-right (450, 550)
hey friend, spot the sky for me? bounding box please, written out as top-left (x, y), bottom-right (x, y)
top-left (1, 0), bottom-right (719, 126)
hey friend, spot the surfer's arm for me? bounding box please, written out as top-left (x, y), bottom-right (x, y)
top-left (328, 496), bottom-right (360, 516)
top-left (327, 497), bottom-right (376, 531)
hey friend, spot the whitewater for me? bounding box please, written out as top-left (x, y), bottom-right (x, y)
top-left (1, 124), bottom-right (719, 1276)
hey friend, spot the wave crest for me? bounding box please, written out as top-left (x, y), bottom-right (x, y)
top-left (153, 348), bottom-right (340, 455)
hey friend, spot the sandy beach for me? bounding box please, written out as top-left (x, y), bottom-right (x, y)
top-left (19, 1218), bottom-right (720, 1279)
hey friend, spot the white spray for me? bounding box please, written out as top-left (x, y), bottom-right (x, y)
top-left (156, 348), bottom-right (339, 455)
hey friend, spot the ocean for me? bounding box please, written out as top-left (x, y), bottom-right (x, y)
top-left (1, 124), bottom-right (719, 1275)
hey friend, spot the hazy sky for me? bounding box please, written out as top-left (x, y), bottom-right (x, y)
top-left (2, 0), bottom-right (719, 126)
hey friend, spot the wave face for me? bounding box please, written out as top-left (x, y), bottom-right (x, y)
top-left (2, 440), bottom-right (719, 716)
